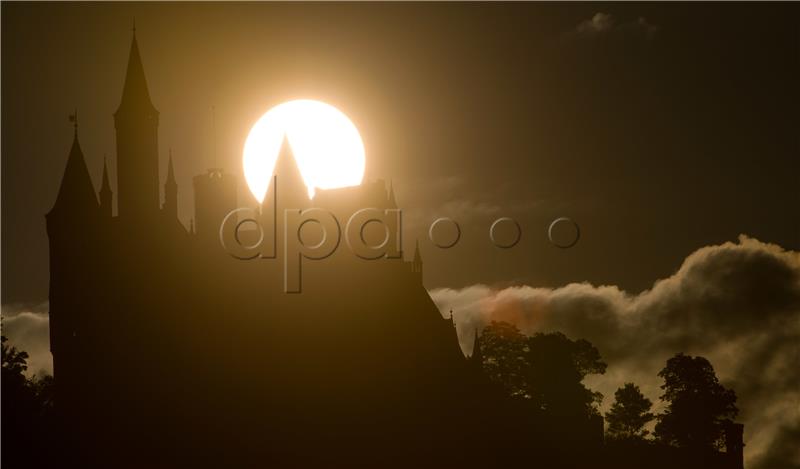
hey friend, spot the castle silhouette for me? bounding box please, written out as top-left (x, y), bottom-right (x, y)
top-left (45, 30), bottom-right (743, 469)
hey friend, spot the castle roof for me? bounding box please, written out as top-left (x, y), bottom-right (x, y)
top-left (48, 127), bottom-right (99, 216)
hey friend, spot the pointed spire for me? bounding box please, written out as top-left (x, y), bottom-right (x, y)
top-left (115, 27), bottom-right (158, 118)
top-left (272, 136), bottom-right (311, 202)
top-left (163, 148), bottom-right (178, 218)
top-left (49, 124), bottom-right (99, 216)
top-left (413, 239), bottom-right (422, 264)
top-left (166, 148), bottom-right (176, 186)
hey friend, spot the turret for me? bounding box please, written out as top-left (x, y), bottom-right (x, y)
top-left (193, 168), bottom-right (237, 243)
top-left (114, 27), bottom-right (160, 221)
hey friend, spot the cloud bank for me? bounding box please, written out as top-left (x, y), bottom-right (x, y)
top-left (432, 235), bottom-right (799, 469)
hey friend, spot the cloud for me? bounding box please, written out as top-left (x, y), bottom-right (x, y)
top-left (431, 235), bottom-right (800, 469)
top-left (571, 13), bottom-right (659, 40)
top-left (1, 303), bottom-right (52, 377)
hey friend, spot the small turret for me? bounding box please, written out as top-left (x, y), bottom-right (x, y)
top-left (411, 240), bottom-right (423, 274)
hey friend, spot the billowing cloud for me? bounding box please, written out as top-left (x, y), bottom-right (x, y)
top-left (1, 302), bottom-right (52, 377)
top-left (431, 236), bottom-right (800, 469)
top-left (571, 13), bottom-right (659, 40)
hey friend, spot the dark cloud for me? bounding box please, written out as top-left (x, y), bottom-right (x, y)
top-left (570, 12), bottom-right (659, 40)
top-left (431, 236), bottom-right (800, 469)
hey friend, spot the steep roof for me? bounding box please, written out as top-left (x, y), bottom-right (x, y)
top-left (114, 32), bottom-right (158, 118)
top-left (48, 128), bottom-right (98, 216)
top-left (272, 136), bottom-right (310, 203)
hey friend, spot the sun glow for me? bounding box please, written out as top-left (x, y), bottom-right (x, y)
top-left (243, 100), bottom-right (366, 202)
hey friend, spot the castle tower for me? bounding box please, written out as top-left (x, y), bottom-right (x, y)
top-left (193, 168), bottom-right (237, 242)
top-left (113, 29), bottom-right (160, 221)
top-left (46, 121), bottom-right (100, 417)
top-left (99, 157), bottom-right (113, 217)
top-left (163, 149), bottom-right (178, 219)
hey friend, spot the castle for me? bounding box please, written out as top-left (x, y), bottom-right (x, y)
top-left (45, 30), bottom-right (742, 469)
top-left (45, 28), bottom-right (492, 468)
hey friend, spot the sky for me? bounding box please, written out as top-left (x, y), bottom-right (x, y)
top-left (2, 3), bottom-right (798, 468)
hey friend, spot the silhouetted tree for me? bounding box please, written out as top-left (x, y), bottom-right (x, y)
top-left (480, 321), bottom-right (606, 417)
top-left (2, 334), bottom-right (30, 381)
top-left (605, 383), bottom-right (655, 440)
top-left (2, 335), bottom-right (56, 466)
top-left (480, 321), bottom-right (528, 398)
top-left (654, 353), bottom-right (738, 449)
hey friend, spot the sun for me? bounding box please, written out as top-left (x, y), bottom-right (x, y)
top-left (243, 99), bottom-right (366, 202)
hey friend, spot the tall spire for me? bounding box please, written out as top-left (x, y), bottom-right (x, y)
top-left (99, 156), bottom-right (113, 217)
top-left (166, 148), bottom-right (176, 185)
top-left (271, 136), bottom-right (311, 204)
top-left (114, 27), bottom-right (161, 221)
top-left (163, 148), bottom-right (178, 219)
top-left (48, 122), bottom-right (99, 217)
top-left (115, 28), bottom-right (158, 118)
top-left (411, 239), bottom-right (423, 277)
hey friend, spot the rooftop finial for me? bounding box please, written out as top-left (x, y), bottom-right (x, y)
top-left (68, 108), bottom-right (78, 135)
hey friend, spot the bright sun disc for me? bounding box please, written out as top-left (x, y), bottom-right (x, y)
top-left (243, 99), bottom-right (366, 202)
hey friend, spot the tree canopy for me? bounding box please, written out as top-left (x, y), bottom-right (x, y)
top-left (654, 353), bottom-right (738, 449)
top-left (479, 321), bottom-right (607, 417)
top-left (605, 382), bottom-right (655, 440)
